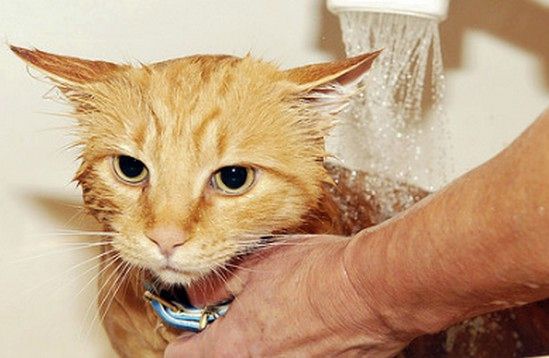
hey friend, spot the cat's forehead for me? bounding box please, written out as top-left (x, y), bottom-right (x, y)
top-left (120, 55), bottom-right (290, 123)
top-left (147, 54), bottom-right (284, 93)
top-left (86, 55), bottom-right (303, 170)
top-left (139, 55), bottom-right (290, 135)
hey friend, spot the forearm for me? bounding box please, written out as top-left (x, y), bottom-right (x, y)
top-left (345, 109), bottom-right (549, 338)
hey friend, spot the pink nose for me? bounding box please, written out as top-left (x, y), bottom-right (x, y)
top-left (145, 226), bottom-right (188, 257)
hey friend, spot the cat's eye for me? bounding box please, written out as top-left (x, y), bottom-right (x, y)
top-left (113, 155), bottom-right (149, 184)
top-left (211, 166), bottom-right (255, 195)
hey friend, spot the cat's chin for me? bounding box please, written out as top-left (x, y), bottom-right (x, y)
top-left (154, 266), bottom-right (201, 286)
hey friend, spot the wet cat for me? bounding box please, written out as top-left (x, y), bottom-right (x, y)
top-left (11, 46), bottom-right (396, 356)
top-left (13, 46), bottom-right (546, 358)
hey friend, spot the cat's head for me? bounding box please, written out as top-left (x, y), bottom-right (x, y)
top-left (12, 46), bottom-right (378, 285)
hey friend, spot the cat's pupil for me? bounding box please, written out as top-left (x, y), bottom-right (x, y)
top-left (219, 166), bottom-right (248, 189)
top-left (119, 155), bottom-right (145, 178)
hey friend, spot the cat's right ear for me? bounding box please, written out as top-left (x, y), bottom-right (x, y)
top-left (284, 51), bottom-right (381, 114)
top-left (10, 45), bottom-right (126, 85)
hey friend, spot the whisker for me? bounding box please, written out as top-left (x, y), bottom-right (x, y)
top-left (48, 250), bottom-right (120, 298)
top-left (61, 207), bottom-right (87, 229)
top-left (210, 263), bottom-right (245, 307)
top-left (10, 243), bottom-right (113, 264)
top-left (216, 263), bottom-right (244, 288)
top-left (79, 258), bottom-right (124, 340)
top-left (99, 262), bottom-right (133, 326)
top-left (29, 230), bottom-right (119, 237)
top-left (21, 248), bottom-right (116, 296)
top-left (120, 265), bottom-right (136, 298)
top-left (86, 260), bottom-right (132, 340)
top-left (97, 260), bottom-right (130, 317)
top-left (223, 261), bottom-right (271, 274)
top-left (13, 241), bottom-right (112, 256)
top-left (235, 235), bottom-right (343, 249)
top-left (34, 241), bottom-right (113, 247)
top-left (239, 233), bottom-right (330, 240)
top-left (208, 264), bottom-right (231, 297)
top-left (74, 253), bottom-right (122, 301)
top-left (56, 229), bottom-right (118, 234)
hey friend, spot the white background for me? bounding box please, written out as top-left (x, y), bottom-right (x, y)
top-left (0, 1), bottom-right (548, 356)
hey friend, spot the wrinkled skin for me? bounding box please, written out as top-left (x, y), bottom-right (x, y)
top-left (167, 236), bottom-right (409, 357)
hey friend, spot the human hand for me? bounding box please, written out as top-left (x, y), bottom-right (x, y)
top-left (164, 235), bottom-right (411, 357)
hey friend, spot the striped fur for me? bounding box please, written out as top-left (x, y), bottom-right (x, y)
top-left (11, 46), bottom-right (379, 356)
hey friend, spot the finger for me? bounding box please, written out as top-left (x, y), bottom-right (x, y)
top-left (186, 271), bottom-right (244, 307)
top-left (187, 235), bottom-right (329, 307)
top-left (164, 317), bottom-right (222, 358)
top-left (186, 246), bottom-right (282, 306)
top-left (164, 334), bottom-right (202, 358)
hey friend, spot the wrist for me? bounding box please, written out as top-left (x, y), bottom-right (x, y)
top-left (303, 238), bottom-right (410, 355)
top-left (342, 230), bottom-right (407, 338)
top-left (340, 230), bottom-right (423, 342)
top-left (342, 224), bottom-right (456, 339)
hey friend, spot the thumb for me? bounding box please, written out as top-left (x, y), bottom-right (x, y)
top-left (164, 334), bottom-right (201, 358)
top-left (166, 248), bottom-right (283, 356)
top-left (164, 319), bottom-right (226, 358)
top-left (186, 265), bottom-right (251, 307)
top-left (186, 249), bottom-right (275, 306)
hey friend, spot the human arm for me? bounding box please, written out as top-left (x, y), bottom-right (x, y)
top-left (165, 109), bottom-right (549, 357)
top-left (345, 108), bottom-right (549, 337)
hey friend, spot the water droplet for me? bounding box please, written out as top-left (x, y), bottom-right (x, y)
top-left (326, 11), bottom-right (449, 216)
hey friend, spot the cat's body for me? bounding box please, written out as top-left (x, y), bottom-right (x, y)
top-left (12, 47), bottom-right (548, 357)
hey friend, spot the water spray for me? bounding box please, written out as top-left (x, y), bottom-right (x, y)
top-left (326, 0), bottom-right (450, 194)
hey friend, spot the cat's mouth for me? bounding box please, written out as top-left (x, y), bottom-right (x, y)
top-left (150, 266), bottom-right (231, 307)
top-left (144, 235), bottom-right (275, 306)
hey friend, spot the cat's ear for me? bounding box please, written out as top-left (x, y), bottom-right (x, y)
top-left (10, 45), bottom-right (126, 85)
top-left (284, 50), bottom-right (381, 113)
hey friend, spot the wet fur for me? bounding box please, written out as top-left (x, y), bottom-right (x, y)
top-left (11, 47), bottom-right (382, 356)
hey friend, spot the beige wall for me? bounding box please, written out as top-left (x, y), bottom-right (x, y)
top-left (0, 1), bottom-right (547, 357)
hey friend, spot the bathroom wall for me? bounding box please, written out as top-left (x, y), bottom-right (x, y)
top-left (0, 1), bottom-right (547, 356)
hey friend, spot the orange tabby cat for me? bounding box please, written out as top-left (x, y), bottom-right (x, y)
top-left (10, 46), bottom-right (389, 356)
top-left (13, 46), bottom-right (547, 358)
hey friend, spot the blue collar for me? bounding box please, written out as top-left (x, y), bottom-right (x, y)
top-left (144, 284), bottom-right (231, 332)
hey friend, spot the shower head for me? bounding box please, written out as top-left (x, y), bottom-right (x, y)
top-left (327, 0), bottom-right (449, 21)
top-left (325, 0), bottom-right (450, 190)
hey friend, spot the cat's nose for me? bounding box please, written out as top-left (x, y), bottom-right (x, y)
top-left (145, 226), bottom-right (188, 258)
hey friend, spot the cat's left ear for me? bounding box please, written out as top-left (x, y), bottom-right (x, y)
top-left (10, 45), bottom-right (126, 85)
top-left (284, 50), bottom-right (381, 113)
